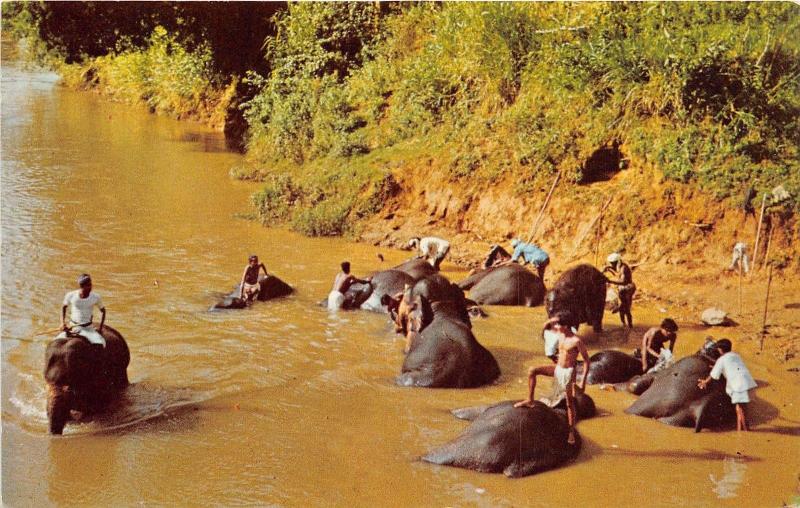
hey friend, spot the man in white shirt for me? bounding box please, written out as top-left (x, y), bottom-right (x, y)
top-left (698, 338), bottom-right (757, 431)
top-left (409, 236), bottom-right (450, 270)
top-left (58, 274), bottom-right (107, 346)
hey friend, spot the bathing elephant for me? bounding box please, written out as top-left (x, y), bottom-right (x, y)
top-left (394, 273), bottom-right (472, 336)
top-left (214, 275), bottom-right (293, 309)
top-left (576, 350), bottom-right (644, 385)
top-left (397, 293), bottom-right (499, 388)
top-left (624, 346), bottom-right (735, 432)
top-left (546, 264), bottom-right (607, 332)
top-left (458, 264), bottom-right (545, 306)
top-left (393, 258), bottom-right (438, 280)
top-left (43, 326), bottom-right (130, 434)
top-left (319, 269), bottom-right (415, 312)
top-left (422, 398), bottom-right (594, 477)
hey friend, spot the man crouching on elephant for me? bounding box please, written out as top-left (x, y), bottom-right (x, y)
top-left (58, 273), bottom-right (107, 347)
top-left (515, 313), bottom-right (590, 444)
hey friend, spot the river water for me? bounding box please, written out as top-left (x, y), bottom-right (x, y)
top-left (2, 50), bottom-right (799, 507)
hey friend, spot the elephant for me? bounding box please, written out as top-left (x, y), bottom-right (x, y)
top-left (393, 273), bottom-right (472, 336)
top-left (393, 258), bottom-right (438, 280)
top-left (458, 264), bottom-right (545, 306)
top-left (624, 344), bottom-right (735, 432)
top-left (43, 325), bottom-right (130, 434)
top-left (396, 291), bottom-right (499, 388)
top-left (546, 264), bottom-right (607, 332)
top-left (576, 350), bottom-right (644, 385)
top-left (422, 397), bottom-right (595, 477)
top-left (213, 275), bottom-right (293, 309)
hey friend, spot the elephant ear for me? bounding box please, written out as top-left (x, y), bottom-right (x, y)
top-left (408, 294), bottom-right (433, 333)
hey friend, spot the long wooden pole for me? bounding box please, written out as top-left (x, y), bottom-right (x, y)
top-left (527, 170), bottom-right (562, 243)
top-left (752, 194), bottom-right (767, 266)
top-left (594, 213), bottom-right (603, 267)
top-left (567, 195), bottom-right (613, 262)
top-left (760, 263), bottom-right (773, 351)
top-left (738, 262), bottom-right (743, 314)
top-left (761, 220), bottom-right (773, 271)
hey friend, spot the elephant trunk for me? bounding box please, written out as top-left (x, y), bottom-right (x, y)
top-left (47, 384), bottom-right (71, 435)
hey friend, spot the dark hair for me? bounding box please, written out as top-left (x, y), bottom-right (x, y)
top-left (249, 254), bottom-right (258, 262)
top-left (341, 261), bottom-right (350, 273)
top-left (716, 338), bottom-right (732, 353)
top-left (555, 311), bottom-right (576, 328)
top-left (78, 273), bottom-right (92, 286)
top-left (661, 318), bottom-right (678, 333)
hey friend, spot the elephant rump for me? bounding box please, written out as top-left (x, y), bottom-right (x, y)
top-left (397, 315), bottom-right (499, 388)
top-left (423, 401), bottom-right (582, 477)
top-left (547, 264), bottom-right (607, 331)
top-left (461, 265), bottom-right (545, 307)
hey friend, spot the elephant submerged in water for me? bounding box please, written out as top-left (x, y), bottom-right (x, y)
top-left (394, 274), bottom-right (499, 388)
top-left (422, 396), bottom-right (595, 477)
top-left (576, 350), bottom-right (644, 385)
top-left (624, 341), bottom-right (735, 431)
top-left (457, 264), bottom-right (545, 306)
top-left (546, 264), bottom-right (607, 332)
top-left (213, 275), bottom-right (293, 309)
top-left (44, 326), bottom-right (130, 434)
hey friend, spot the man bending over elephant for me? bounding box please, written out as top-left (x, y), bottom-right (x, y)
top-left (239, 254), bottom-right (269, 302)
top-left (698, 338), bottom-right (757, 431)
top-left (501, 239), bottom-right (550, 280)
top-left (603, 252), bottom-right (635, 328)
top-left (636, 318), bottom-right (678, 373)
top-left (328, 261), bottom-right (370, 311)
top-left (409, 236), bottom-right (450, 270)
top-left (515, 313), bottom-right (590, 444)
top-left (58, 273), bottom-right (107, 347)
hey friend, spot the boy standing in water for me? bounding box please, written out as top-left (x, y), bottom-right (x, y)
top-left (603, 252), bottom-right (636, 328)
top-left (240, 255), bottom-right (269, 302)
top-left (58, 273), bottom-right (107, 346)
top-left (698, 339), bottom-right (757, 431)
top-left (515, 313), bottom-right (591, 444)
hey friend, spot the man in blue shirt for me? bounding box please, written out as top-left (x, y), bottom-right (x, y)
top-left (503, 238), bottom-right (550, 279)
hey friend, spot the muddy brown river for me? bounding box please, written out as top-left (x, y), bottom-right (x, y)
top-left (2, 50), bottom-right (799, 507)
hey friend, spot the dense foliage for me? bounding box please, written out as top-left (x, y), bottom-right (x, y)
top-left (4, 2), bottom-right (799, 235)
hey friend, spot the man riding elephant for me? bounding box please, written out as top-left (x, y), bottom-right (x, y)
top-left (58, 274), bottom-right (107, 347)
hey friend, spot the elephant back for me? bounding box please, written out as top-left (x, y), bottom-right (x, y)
top-left (256, 275), bottom-right (293, 301)
top-left (393, 258), bottom-right (437, 280)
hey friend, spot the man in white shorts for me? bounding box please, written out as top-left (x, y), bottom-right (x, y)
top-left (515, 312), bottom-right (591, 444)
top-left (698, 338), bottom-right (757, 431)
top-left (58, 273), bottom-right (107, 346)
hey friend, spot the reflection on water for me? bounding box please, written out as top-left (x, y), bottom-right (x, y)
top-left (3, 46), bottom-right (800, 507)
top-left (710, 457), bottom-right (747, 499)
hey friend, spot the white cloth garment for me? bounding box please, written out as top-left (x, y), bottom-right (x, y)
top-left (419, 237), bottom-right (450, 260)
top-left (327, 290), bottom-right (345, 311)
top-left (540, 365), bottom-right (574, 407)
top-left (63, 290), bottom-right (104, 325)
top-left (728, 242), bottom-right (749, 273)
top-left (647, 348), bottom-right (674, 374)
top-left (710, 352), bottom-right (757, 402)
top-left (543, 329), bottom-right (561, 358)
top-left (56, 324), bottom-right (106, 346)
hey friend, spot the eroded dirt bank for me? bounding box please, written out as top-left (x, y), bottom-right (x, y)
top-left (359, 158), bottom-right (800, 371)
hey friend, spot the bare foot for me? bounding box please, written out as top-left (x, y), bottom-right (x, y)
top-left (514, 399), bottom-right (534, 408)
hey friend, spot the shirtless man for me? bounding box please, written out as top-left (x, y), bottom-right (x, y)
top-left (515, 313), bottom-right (590, 444)
top-left (603, 252), bottom-right (635, 328)
top-left (239, 255), bottom-right (269, 302)
top-left (638, 318), bottom-right (678, 372)
top-left (327, 261), bottom-right (370, 311)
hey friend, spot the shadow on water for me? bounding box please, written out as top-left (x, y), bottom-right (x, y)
top-left (490, 345), bottom-right (531, 381)
top-left (600, 447), bottom-right (764, 463)
top-left (175, 131), bottom-right (229, 153)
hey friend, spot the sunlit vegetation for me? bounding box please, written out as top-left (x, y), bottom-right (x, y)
top-left (3, 2), bottom-right (798, 235)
